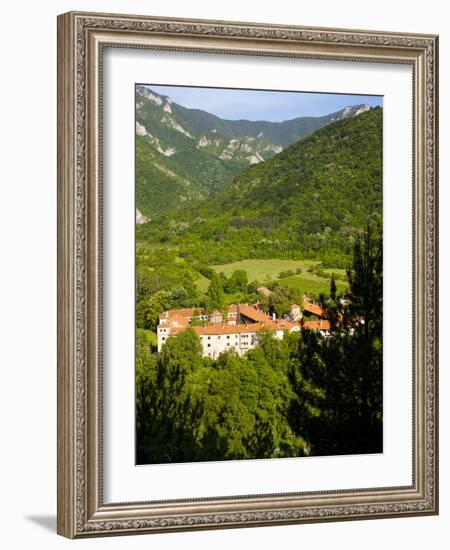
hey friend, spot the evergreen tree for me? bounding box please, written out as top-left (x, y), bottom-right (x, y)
top-left (225, 269), bottom-right (248, 293)
top-left (347, 220), bottom-right (383, 340)
top-left (288, 220), bottom-right (383, 456)
top-left (137, 329), bottom-right (206, 464)
top-left (330, 273), bottom-right (337, 301)
top-left (206, 273), bottom-right (226, 313)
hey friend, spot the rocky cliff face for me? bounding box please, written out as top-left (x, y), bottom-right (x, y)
top-left (135, 84), bottom-right (373, 217)
top-left (136, 209), bottom-right (149, 225)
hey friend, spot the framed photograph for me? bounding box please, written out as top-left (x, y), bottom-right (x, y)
top-left (57, 11), bottom-right (439, 538)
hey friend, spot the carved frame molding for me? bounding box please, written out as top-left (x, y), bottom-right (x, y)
top-left (57, 11), bottom-right (438, 538)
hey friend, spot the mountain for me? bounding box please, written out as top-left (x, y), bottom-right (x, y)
top-left (135, 85), bottom-right (373, 217)
top-left (137, 107), bottom-right (382, 265)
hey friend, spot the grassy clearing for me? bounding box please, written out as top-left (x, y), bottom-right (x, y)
top-left (210, 259), bottom-right (320, 282)
top-left (194, 258), bottom-right (349, 299)
top-left (195, 273), bottom-right (211, 292)
top-left (274, 275), bottom-right (348, 298)
top-left (321, 267), bottom-right (348, 279)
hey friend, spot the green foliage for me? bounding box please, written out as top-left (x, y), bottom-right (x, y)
top-left (199, 267), bottom-right (215, 280)
top-left (206, 274), bottom-right (226, 313)
top-left (269, 274), bottom-right (346, 300)
top-left (135, 107), bottom-right (383, 463)
top-left (268, 292), bottom-right (293, 319)
top-left (136, 328), bottom-right (157, 351)
top-left (135, 85), bottom-right (379, 219)
top-left (330, 273), bottom-right (337, 301)
top-left (136, 135), bottom-right (201, 217)
top-left (137, 288), bottom-right (382, 463)
top-left (137, 330), bottom-right (309, 464)
top-left (247, 279), bottom-right (261, 294)
top-left (346, 219), bottom-right (383, 339)
top-left (211, 259), bottom-right (319, 281)
top-left (225, 269), bottom-right (248, 293)
top-left (137, 291), bottom-right (171, 331)
top-left (136, 109), bottom-right (382, 279)
top-left (288, 222), bottom-right (383, 455)
top-left (278, 270), bottom-right (295, 278)
top-left (135, 246), bottom-right (205, 330)
top-left (137, 330), bottom-right (206, 463)
top-left (136, 85), bottom-right (304, 216)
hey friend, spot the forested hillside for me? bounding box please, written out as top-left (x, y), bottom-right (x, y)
top-left (135, 93), bottom-right (384, 464)
top-left (135, 107), bottom-right (383, 346)
top-left (135, 84), bottom-right (373, 216)
top-left (137, 107), bottom-right (382, 266)
top-left (136, 224), bottom-right (383, 464)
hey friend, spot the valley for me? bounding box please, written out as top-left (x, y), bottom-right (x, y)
top-left (195, 259), bottom-right (347, 298)
top-left (135, 85), bottom-right (384, 464)
top-left (136, 95), bottom-right (382, 338)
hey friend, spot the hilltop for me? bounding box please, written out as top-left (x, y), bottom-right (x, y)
top-left (135, 85), bottom-right (373, 216)
top-left (137, 107), bottom-right (383, 266)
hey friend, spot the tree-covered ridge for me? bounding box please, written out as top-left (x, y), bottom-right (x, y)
top-left (135, 84), bottom-right (374, 215)
top-left (137, 85), bottom-right (371, 146)
top-left (136, 135), bottom-right (202, 218)
top-left (137, 107), bottom-right (382, 265)
top-left (135, 98), bottom-right (383, 463)
top-left (136, 86), bottom-right (285, 215)
top-left (136, 225), bottom-right (383, 463)
top-left (221, 106), bottom-right (382, 226)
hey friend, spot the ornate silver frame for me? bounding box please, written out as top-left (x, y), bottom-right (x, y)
top-left (57, 11), bottom-right (439, 538)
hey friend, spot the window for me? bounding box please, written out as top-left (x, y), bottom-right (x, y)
top-left (207, 344), bottom-right (211, 348)
top-left (227, 335), bottom-right (230, 339)
top-left (227, 343), bottom-right (230, 347)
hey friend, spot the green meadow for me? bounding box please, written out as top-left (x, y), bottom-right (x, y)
top-left (194, 258), bottom-right (347, 298)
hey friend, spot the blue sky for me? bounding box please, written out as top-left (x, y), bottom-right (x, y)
top-left (144, 84), bottom-right (383, 122)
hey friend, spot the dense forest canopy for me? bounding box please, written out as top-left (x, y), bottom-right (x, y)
top-left (136, 108), bottom-right (382, 328)
top-left (135, 85), bottom-right (376, 217)
top-left (137, 107), bottom-right (382, 261)
top-left (136, 223), bottom-right (383, 463)
top-left (135, 95), bottom-right (383, 464)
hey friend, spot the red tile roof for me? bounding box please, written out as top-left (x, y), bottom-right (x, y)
top-left (160, 304), bottom-right (242, 321)
top-left (159, 304), bottom-right (303, 338)
top-left (159, 307), bottom-right (205, 320)
top-left (302, 299), bottom-right (326, 318)
top-left (166, 318), bottom-right (298, 337)
top-left (239, 305), bottom-right (273, 323)
top-left (165, 314), bottom-right (189, 328)
top-left (271, 319), bottom-right (297, 330)
top-left (303, 320), bottom-right (331, 331)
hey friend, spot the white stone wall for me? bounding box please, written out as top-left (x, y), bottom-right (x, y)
top-left (199, 331), bottom-right (258, 359)
top-left (157, 325), bottom-right (171, 352)
top-left (157, 325), bottom-right (294, 357)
